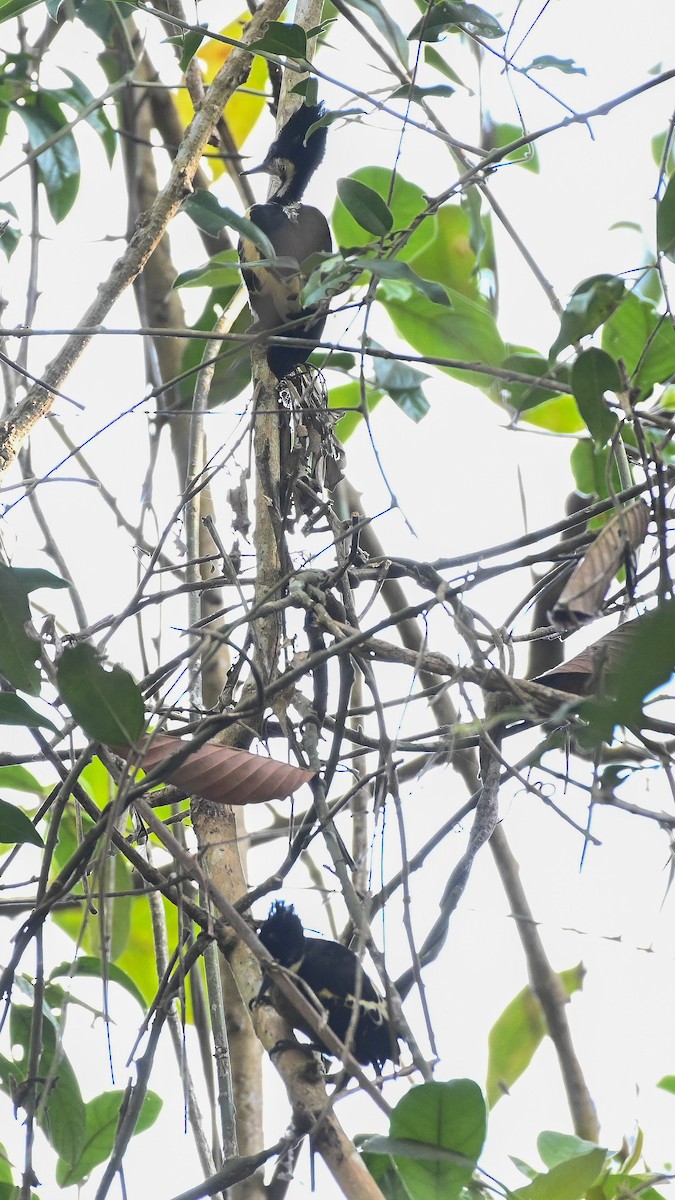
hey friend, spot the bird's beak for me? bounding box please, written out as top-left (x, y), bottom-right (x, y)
top-left (241, 161), bottom-right (268, 176)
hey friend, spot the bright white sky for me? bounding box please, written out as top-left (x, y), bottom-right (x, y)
top-left (1, 0), bottom-right (675, 1196)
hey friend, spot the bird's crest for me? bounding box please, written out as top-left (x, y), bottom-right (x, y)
top-left (248, 104), bottom-right (328, 204)
top-left (258, 900), bottom-right (306, 965)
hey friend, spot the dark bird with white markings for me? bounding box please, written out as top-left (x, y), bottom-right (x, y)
top-left (257, 900), bottom-right (400, 1076)
top-left (238, 104), bottom-right (332, 380)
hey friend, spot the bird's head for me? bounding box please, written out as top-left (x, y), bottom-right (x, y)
top-left (258, 900), bottom-right (306, 966)
top-left (244, 104), bottom-right (328, 205)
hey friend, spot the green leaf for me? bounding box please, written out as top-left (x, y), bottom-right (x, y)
top-left (485, 120), bottom-right (539, 172)
top-left (0, 202), bottom-right (20, 260)
top-left (408, 204), bottom-right (479, 297)
top-left (181, 191), bottom-right (242, 237)
top-left (609, 220), bottom-right (643, 234)
top-left (511, 1156), bottom-right (539, 1181)
top-left (102, 854), bottom-right (134, 959)
top-left (344, 0), bottom-right (409, 65)
top-left (0, 1179), bottom-right (23, 1200)
top-left (300, 252), bottom-right (361, 307)
top-left (332, 167), bottom-right (434, 260)
top-left (42, 981), bottom-right (109, 1023)
top-left (6, 1006), bottom-right (86, 1165)
top-left (0, 563), bottom-right (42, 695)
top-left (657, 1074), bottom-right (675, 1095)
top-left (486, 966), bottom-right (584, 1107)
top-left (56, 643), bottom-right (145, 744)
top-left (0, 0), bottom-right (42, 21)
top-left (549, 274), bottom-right (625, 361)
top-left (371, 352), bottom-right (430, 421)
top-left (579, 603), bottom-right (675, 744)
top-left (651, 132), bottom-right (675, 174)
top-left (80, 755), bottom-right (113, 807)
top-left (0, 765), bottom-right (46, 795)
top-left (0, 693), bottom-right (57, 732)
top-left (390, 83), bottom-right (456, 102)
top-left (182, 192), bottom-right (277, 259)
top-left (537, 1132), bottom-right (604, 1170)
top-left (54, 849), bottom-right (132, 960)
top-left (248, 21), bottom-right (307, 59)
top-left (602, 291), bottom-right (675, 401)
top-left (9, 566), bottom-right (69, 593)
top-left (570, 348), bottom-right (621, 445)
top-left (423, 45), bottom-right (468, 87)
top-left (57, 69), bottom-right (116, 164)
top-left (56, 1089), bottom-right (162, 1187)
top-left (513, 1148), bottom-right (606, 1200)
top-left (0, 1053), bottom-right (17, 1089)
top-left (50, 843), bottom-right (189, 1010)
top-left (46, 0), bottom-right (65, 16)
top-left (569, 441), bottom-right (621, 500)
top-left (384, 1080), bottom-right (486, 1199)
top-left (461, 186), bottom-right (496, 293)
top-left (77, 0), bottom-right (135, 47)
top-left (364, 1135), bottom-right (477, 1164)
top-left (499, 353), bottom-right (573, 416)
top-left (409, 1), bottom-right (505, 41)
top-left (0, 1143), bottom-right (13, 1185)
top-left (657, 174), bottom-right (675, 262)
top-left (329, 381), bottom-right (383, 440)
top-left (354, 256), bottom-right (451, 306)
top-left (363, 1156), bottom-right (414, 1198)
top-left (51, 810), bottom-right (133, 960)
top-left (487, 987), bottom-right (545, 1108)
top-left (633, 265), bottom-right (663, 308)
top-left (50, 957), bottom-right (147, 1010)
top-left (603, 1176), bottom-right (666, 1200)
top-left (312, 350), bottom-right (356, 372)
top-left (0, 224), bottom-right (19, 260)
top-left (520, 394), bottom-right (585, 434)
top-left (337, 178), bottom-right (393, 237)
top-left (173, 249), bottom-right (241, 290)
top-left (305, 22), bottom-right (334, 43)
top-left (177, 288), bottom-right (251, 408)
top-left (525, 55), bottom-right (586, 75)
top-left (378, 278), bottom-right (504, 390)
top-left (165, 25), bottom-right (207, 72)
top-left (15, 93), bottom-right (80, 222)
top-left (0, 799), bottom-right (43, 847)
top-left (289, 76), bottom-right (320, 103)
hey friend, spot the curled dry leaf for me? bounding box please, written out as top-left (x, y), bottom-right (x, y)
top-left (227, 470), bottom-right (251, 538)
top-left (534, 613), bottom-right (646, 696)
top-left (551, 499), bottom-right (649, 629)
top-left (115, 732), bottom-right (315, 805)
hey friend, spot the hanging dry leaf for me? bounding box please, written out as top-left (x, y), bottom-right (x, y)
top-left (227, 471), bottom-right (251, 538)
top-left (280, 372), bottom-right (346, 523)
top-left (114, 733), bottom-right (314, 805)
top-left (550, 499), bottom-right (649, 628)
top-left (534, 614), bottom-right (646, 696)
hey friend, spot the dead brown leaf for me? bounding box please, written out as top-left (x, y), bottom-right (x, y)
top-left (116, 732), bottom-right (314, 805)
top-left (551, 499), bottom-right (649, 628)
top-left (534, 615), bottom-right (644, 696)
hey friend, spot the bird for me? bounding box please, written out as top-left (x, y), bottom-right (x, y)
top-left (238, 103), bottom-right (332, 380)
top-left (257, 900), bottom-right (400, 1075)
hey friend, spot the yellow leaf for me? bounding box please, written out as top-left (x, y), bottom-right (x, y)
top-left (174, 12), bottom-right (268, 179)
top-left (521, 393), bottom-right (585, 434)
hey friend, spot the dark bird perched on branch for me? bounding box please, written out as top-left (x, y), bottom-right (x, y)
top-left (257, 900), bottom-right (400, 1075)
top-left (238, 103), bottom-right (332, 380)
